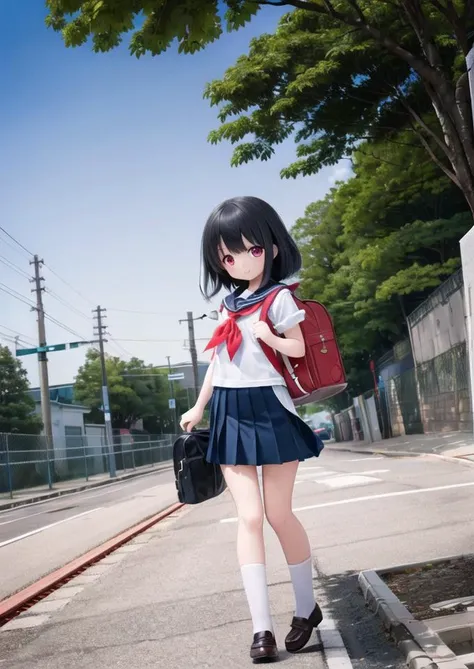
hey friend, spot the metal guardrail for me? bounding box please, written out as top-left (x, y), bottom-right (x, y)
top-left (0, 433), bottom-right (175, 499)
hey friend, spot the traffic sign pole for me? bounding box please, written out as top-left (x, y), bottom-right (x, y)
top-left (16, 340), bottom-right (99, 357)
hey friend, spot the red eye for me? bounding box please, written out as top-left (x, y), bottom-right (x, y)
top-left (223, 255), bottom-right (235, 266)
top-left (250, 246), bottom-right (263, 257)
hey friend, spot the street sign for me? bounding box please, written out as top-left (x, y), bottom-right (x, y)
top-left (16, 340), bottom-right (98, 357)
top-left (169, 398), bottom-right (176, 409)
top-left (168, 373), bottom-right (185, 381)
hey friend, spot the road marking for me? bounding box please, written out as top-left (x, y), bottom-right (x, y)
top-left (297, 470), bottom-right (338, 479)
top-left (0, 468), bottom-right (170, 516)
top-left (348, 469), bottom-right (389, 476)
top-left (343, 456), bottom-right (384, 462)
top-left (318, 475), bottom-right (380, 489)
top-left (319, 617), bottom-right (354, 669)
top-left (0, 508), bottom-right (53, 527)
top-left (220, 481), bottom-right (474, 523)
top-left (0, 508), bottom-right (103, 548)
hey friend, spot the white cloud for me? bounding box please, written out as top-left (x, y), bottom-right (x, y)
top-left (328, 161), bottom-right (353, 185)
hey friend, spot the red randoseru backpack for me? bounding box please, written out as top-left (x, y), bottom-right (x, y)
top-left (259, 284), bottom-right (347, 406)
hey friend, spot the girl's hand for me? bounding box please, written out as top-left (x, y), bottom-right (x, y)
top-left (253, 321), bottom-right (275, 345)
top-left (180, 406), bottom-right (204, 432)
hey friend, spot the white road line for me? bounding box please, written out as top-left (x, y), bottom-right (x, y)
top-left (220, 481), bottom-right (474, 523)
top-left (0, 475), bottom-right (168, 519)
top-left (319, 617), bottom-right (354, 669)
top-left (343, 456), bottom-right (384, 462)
top-left (318, 475), bottom-right (379, 489)
top-left (0, 508), bottom-right (54, 527)
top-left (0, 469), bottom-right (167, 516)
top-left (0, 507), bottom-right (103, 548)
top-left (347, 469), bottom-right (389, 476)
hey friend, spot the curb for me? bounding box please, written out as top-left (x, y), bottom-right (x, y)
top-left (358, 559), bottom-right (469, 669)
top-left (0, 501), bottom-right (184, 623)
top-left (328, 444), bottom-right (474, 468)
top-left (0, 462), bottom-right (173, 512)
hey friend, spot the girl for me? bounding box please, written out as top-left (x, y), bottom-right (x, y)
top-left (180, 196), bottom-right (324, 663)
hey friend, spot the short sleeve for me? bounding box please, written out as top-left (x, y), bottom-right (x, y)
top-left (218, 304), bottom-right (227, 323)
top-left (268, 289), bottom-right (305, 334)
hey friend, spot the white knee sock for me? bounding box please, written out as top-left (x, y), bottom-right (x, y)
top-left (241, 563), bottom-right (273, 634)
top-left (288, 557), bottom-right (316, 619)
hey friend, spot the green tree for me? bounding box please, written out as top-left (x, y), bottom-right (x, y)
top-left (74, 350), bottom-right (169, 429)
top-left (292, 131), bottom-right (472, 395)
top-left (46, 1), bottom-right (474, 212)
top-left (0, 345), bottom-right (43, 434)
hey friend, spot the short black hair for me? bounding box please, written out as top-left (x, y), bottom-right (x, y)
top-left (200, 196), bottom-right (301, 300)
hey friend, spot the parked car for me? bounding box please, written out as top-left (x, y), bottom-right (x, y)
top-left (314, 427), bottom-right (332, 441)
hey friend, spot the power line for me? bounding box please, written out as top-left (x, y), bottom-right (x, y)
top-left (0, 255), bottom-right (30, 280)
top-left (0, 324), bottom-right (35, 346)
top-left (44, 263), bottom-right (95, 307)
top-left (0, 280), bottom-right (89, 342)
top-left (0, 331), bottom-right (17, 345)
top-left (45, 288), bottom-right (91, 321)
top-left (0, 282), bottom-right (37, 309)
top-left (106, 333), bottom-right (135, 358)
top-left (43, 311), bottom-right (89, 341)
top-left (112, 337), bottom-right (209, 343)
top-left (107, 307), bottom-right (172, 315)
top-left (0, 226), bottom-right (33, 257)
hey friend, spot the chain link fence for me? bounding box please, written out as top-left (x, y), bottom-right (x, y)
top-left (417, 342), bottom-right (472, 433)
top-left (0, 432), bottom-right (175, 499)
top-left (383, 342), bottom-right (472, 436)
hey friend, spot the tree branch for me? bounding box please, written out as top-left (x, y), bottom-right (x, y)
top-left (428, 0), bottom-right (469, 54)
top-left (397, 92), bottom-right (454, 161)
top-left (346, 0), bottom-right (366, 21)
top-left (409, 123), bottom-right (460, 187)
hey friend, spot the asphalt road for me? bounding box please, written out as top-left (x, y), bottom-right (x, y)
top-left (2, 448), bottom-right (474, 669)
top-left (0, 466), bottom-right (177, 600)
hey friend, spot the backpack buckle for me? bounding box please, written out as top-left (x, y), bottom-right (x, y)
top-left (178, 459), bottom-right (184, 473)
top-left (320, 334), bottom-right (328, 354)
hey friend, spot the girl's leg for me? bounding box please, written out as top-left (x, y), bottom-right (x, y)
top-left (262, 461), bottom-right (316, 619)
top-left (221, 465), bottom-right (273, 634)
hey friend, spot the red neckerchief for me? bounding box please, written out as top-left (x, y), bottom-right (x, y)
top-left (204, 300), bottom-right (263, 361)
top-left (204, 282), bottom-right (299, 366)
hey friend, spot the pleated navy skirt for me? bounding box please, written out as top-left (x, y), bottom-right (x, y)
top-left (206, 386), bottom-right (324, 466)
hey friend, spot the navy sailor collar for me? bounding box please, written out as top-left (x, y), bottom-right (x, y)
top-left (223, 281), bottom-right (284, 313)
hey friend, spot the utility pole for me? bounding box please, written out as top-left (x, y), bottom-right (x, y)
top-left (93, 306), bottom-right (116, 478)
top-left (186, 312), bottom-right (200, 403)
top-left (166, 356), bottom-right (179, 435)
top-left (30, 256), bottom-right (53, 446)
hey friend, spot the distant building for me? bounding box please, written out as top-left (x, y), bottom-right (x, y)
top-left (155, 360), bottom-right (210, 391)
top-left (28, 384), bottom-right (92, 443)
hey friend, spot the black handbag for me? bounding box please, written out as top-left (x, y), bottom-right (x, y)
top-left (173, 430), bottom-right (226, 504)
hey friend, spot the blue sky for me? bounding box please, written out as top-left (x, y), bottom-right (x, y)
top-left (0, 3), bottom-right (350, 388)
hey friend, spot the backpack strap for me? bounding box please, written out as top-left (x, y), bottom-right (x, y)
top-left (258, 285), bottom-right (290, 375)
top-left (259, 282), bottom-right (299, 325)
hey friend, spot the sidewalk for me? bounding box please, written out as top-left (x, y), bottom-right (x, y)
top-left (0, 461), bottom-right (173, 511)
top-left (1, 490), bottom-right (333, 669)
top-left (328, 431), bottom-right (474, 463)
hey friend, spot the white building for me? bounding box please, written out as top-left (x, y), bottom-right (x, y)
top-left (461, 227), bottom-right (474, 428)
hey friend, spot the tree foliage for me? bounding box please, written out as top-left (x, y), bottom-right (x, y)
top-left (0, 346), bottom-right (43, 434)
top-left (46, 1), bottom-right (474, 211)
top-left (74, 349), bottom-right (170, 430)
top-left (292, 130), bottom-right (472, 397)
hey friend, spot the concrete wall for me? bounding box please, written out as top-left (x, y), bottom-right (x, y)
top-left (461, 226), bottom-right (474, 429)
top-left (406, 270), bottom-right (472, 433)
top-left (407, 271), bottom-right (466, 364)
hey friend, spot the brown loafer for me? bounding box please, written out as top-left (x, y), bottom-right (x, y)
top-left (285, 603), bottom-right (323, 653)
top-left (250, 631), bottom-right (279, 663)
